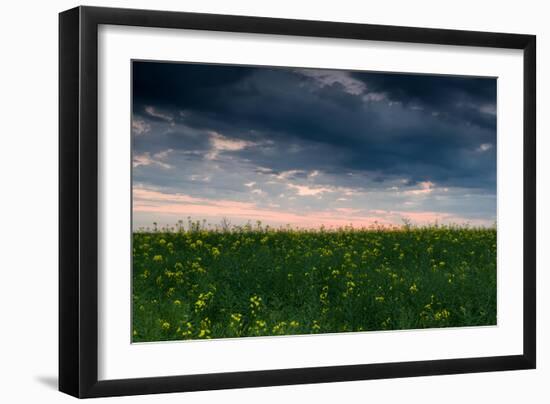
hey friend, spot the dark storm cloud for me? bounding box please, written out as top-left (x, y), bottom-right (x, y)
top-left (350, 71), bottom-right (497, 131)
top-left (133, 62), bottom-right (254, 112)
top-left (132, 61), bottom-right (496, 193)
top-left (351, 72), bottom-right (496, 108)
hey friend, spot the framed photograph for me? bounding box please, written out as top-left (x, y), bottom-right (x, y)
top-left (59, 6), bottom-right (536, 398)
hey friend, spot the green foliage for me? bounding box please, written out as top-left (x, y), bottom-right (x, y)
top-left (132, 223), bottom-right (496, 342)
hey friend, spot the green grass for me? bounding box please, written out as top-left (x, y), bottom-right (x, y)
top-left (132, 223), bottom-right (496, 342)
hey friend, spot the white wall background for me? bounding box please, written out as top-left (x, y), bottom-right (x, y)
top-left (0, 0), bottom-right (546, 402)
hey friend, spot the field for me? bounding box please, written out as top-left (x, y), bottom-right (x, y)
top-left (132, 223), bottom-right (496, 342)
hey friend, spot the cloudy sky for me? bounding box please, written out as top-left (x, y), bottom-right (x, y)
top-left (131, 61), bottom-right (497, 230)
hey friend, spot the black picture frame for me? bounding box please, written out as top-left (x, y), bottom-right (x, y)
top-left (59, 5), bottom-right (536, 398)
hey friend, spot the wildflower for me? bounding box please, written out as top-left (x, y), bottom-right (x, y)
top-left (161, 321), bottom-right (170, 331)
top-left (375, 296), bottom-right (385, 303)
top-left (173, 299), bottom-right (181, 306)
top-left (272, 321), bottom-right (287, 335)
top-left (434, 309), bottom-right (450, 321)
top-left (424, 295), bottom-right (436, 310)
top-left (191, 261), bottom-right (206, 274)
top-left (152, 255), bottom-right (163, 262)
top-left (409, 283), bottom-right (418, 293)
top-left (181, 322), bottom-right (193, 337)
top-left (229, 313), bottom-right (243, 336)
top-left (249, 295), bottom-right (263, 314)
top-left (194, 291), bottom-right (214, 313)
top-left (198, 318), bottom-right (211, 338)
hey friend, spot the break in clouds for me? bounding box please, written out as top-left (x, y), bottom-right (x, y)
top-left (131, 61), bottom-right (497, 229)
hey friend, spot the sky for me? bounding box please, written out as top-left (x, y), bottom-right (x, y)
top-left (131, 61), bottom-right (497, 230)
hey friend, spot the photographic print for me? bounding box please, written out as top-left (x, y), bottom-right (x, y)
top-left (131, 61), bottom-right (497, 343)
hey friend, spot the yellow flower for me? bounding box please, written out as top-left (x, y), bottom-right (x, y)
top-left (161, 321), bottom-right (170, 331)
top-left (198, 318), bottom-right (211, 338)
top-left (249, 295), bottom-right (263, 313)
top-left (194, 291), bottom-right (214, 313)
top-left (173, 299), bottom-right (181, 306)
top-left (181, 322), bottom-right (193, 337)
top-left (434, 309), bottom-right (450, 321)
top-left (190, 261), bottom-right (207, 274)
top-left (152, 254), bottom-right (163, 262)
top-left (375, 296), bottom-right (385, 303)
top-left (409, 283), bottom-right (418, 293)
top-left (272, 321), bottom-right (287, 335)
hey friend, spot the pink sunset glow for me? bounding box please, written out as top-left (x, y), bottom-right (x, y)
top-left (133, 187), bottom-right (491, 229)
